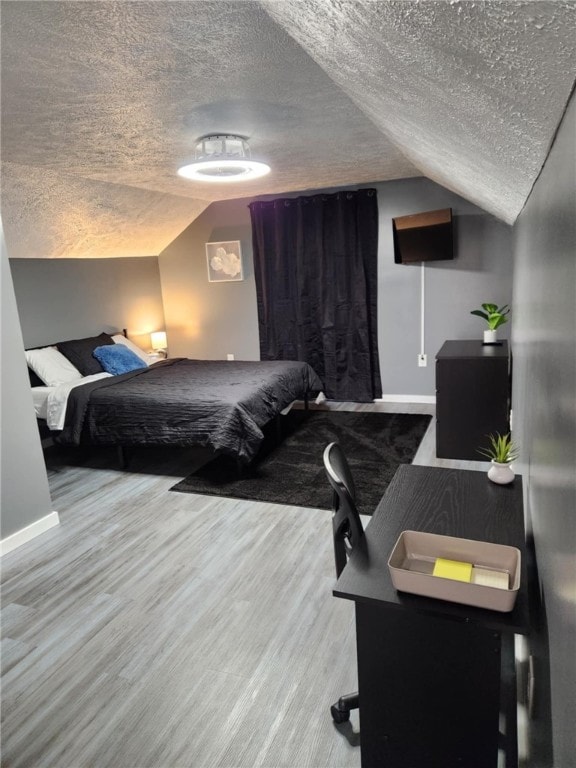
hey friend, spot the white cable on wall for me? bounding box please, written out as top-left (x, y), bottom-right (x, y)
top-left (420, 261), bottom-right (425, 356)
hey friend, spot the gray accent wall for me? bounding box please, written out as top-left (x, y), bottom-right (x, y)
top-left (1, 224), bottom-right (53, 540)
top-left (158, 200), bottom-right (258, 361)
top-left (10, 257), bottom-right (165, 351)
top-left (511, 92), bottom-right (576, 768)
top-left (159, 179), bottom-right (513, 395)
top-left (376, 178), bottom-right (512, 395)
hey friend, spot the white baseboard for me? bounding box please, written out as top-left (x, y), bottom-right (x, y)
top-left (375, 395), bottom-right (436, 404)
top-left (0, 511), bottom-right (60, 557)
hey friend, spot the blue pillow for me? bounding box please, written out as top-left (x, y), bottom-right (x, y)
top-left (93, 344), bottom-right (147, 375)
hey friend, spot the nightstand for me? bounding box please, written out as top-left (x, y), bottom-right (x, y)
top-left (436, 340), bottom-right (510, 459)
top-left (146, 352), bottom-right (166, 364)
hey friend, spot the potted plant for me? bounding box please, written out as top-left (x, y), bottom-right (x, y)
top-left (477, 432), bottom-right (518, 485)
top-left (470, 302), bottom-right (510, 344)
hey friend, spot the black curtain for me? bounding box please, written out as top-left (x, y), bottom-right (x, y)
top-left (249, 189), bottom-right (382, 402)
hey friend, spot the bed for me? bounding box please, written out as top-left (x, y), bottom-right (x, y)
top-left (27, 333), bottom-right (323, 465)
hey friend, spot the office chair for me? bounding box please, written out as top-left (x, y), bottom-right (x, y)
top-left (323, 441), bottom-right (365, 724)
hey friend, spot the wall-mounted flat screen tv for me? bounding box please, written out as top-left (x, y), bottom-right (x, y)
top-left (393, 207), bottom-right (454, 264)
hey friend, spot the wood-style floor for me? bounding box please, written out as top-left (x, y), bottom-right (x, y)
top-left (1, 402), bottom-right (488, 768)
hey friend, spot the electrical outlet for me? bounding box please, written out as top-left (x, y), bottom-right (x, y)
top-left (226, 353), bottom-right (235, 361)
top-left (418, 354), bottom-right (427, 367)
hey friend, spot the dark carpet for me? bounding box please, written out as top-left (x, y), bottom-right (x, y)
top-left (170, 410), bottom-right (431, 515)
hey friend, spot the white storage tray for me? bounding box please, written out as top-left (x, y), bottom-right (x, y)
top-left (387, 530), bottom-right (521, 612)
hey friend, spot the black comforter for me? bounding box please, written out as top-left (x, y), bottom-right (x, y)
top-left (56, 358), bottom-right (323, 463)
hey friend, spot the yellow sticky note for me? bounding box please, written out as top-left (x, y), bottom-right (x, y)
top-left (433, 557), bottom-right (473, 583)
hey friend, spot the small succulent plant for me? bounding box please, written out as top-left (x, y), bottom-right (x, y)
top-left (477, 432), bottom-right (519, 464)
top-left (470, 303), bottom-right (510, 331)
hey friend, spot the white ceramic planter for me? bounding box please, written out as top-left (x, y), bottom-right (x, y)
top-left (484, 329), bottom-right (498, 344)
top-left (487, 460), bottom-right (515, 485)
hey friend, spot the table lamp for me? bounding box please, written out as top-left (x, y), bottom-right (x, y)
top-left (150, 331), bottom-right (168, 358)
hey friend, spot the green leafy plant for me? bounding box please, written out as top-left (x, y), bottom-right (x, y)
top-left (470, 303), bottom-right (510, 330)
top-left (477, 432), bottom-right (519, 464)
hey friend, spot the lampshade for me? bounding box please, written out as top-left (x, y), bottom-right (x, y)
top-left (150, 331), bottom-right (167, 351)
top-left (177, 134), bottom-right (270, 183)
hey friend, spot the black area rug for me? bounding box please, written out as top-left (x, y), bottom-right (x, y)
top-left (170, 410), bottom-right (431, 515)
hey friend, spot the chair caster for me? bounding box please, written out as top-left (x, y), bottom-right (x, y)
top-left (330, 702), bottom-right (351, 723)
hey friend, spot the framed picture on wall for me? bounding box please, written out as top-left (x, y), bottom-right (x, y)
top-left (206, 240), bottom-right (243, 282)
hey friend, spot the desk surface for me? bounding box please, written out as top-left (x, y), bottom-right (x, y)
top-left (437, 339), bottom-right (509, 359)
top-left (334, 464), bottom-right (529, 634)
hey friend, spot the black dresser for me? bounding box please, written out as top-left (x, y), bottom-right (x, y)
top-left (436, 339), bottom-right (511, 460)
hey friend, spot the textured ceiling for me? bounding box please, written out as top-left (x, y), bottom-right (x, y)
top-left (263, 0), bottom-right (576, 224)
top-left (1, 0), bottom-right (575, 259)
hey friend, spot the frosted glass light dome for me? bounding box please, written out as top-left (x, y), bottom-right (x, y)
top-left (177, 135), bottom-right (270, 182)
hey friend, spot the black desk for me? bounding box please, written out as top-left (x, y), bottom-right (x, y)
top-left (334, 465), bottom-right (529, 768)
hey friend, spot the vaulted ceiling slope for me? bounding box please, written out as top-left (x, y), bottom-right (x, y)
top-left (1, 1), bottom-right (575, 259)
top-left (263, 0), bottom-right (576, 224)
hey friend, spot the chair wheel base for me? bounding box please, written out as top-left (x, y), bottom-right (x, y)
top-left (330, 703), bottom-right (351, 723)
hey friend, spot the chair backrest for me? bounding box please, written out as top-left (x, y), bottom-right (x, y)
top-left (323, 442), bottom-right (365, 578)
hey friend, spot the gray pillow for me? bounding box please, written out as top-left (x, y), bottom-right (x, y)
top-left (57, 332), bottom-right (115, 376)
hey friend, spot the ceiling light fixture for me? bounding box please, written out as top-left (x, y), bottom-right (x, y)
top-left (177, 134), bottom-right (271, 183)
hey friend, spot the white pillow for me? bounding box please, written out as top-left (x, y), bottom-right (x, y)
top-left (112, 334), bottom-right (150, 365)
top-left (25, 346), bottom-right (83, 386)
